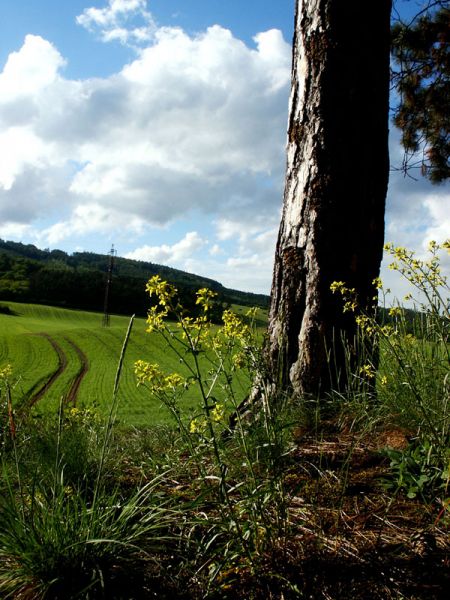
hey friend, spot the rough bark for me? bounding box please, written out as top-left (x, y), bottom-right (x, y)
top-left (267, 0), bottom-right (392, 397)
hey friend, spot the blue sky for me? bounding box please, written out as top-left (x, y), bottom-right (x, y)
top-left (0, 0), bottom-right (448, 296)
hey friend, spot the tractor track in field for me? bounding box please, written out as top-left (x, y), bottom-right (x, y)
top-left (64, 337), bottom-right (89, 406)
top-left (28, 334), bottom-right (67, 407)
top-left (27, 334), bottom-right (89, 407)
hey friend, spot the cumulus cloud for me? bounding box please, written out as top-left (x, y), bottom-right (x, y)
top-left (0, 34), bottom-right (66, 100)
top-left (39, 203), bottom-right (145, 245)
top-left (209, 244), bottom-right (223, 256)
top-left (0, 24), bottom-right (290, 250)
top-left (76, 0), bottom-right (156, 46)
top-left (125, 231), bottom-right (206, 265)
top-left (201, 216), bottom-right (278, 293)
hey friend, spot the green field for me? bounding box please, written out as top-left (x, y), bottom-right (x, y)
top-left (0, 301), bottom-right (250, 425)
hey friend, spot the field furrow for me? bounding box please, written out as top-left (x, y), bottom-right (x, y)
top-left (28, 334), bottom-right (67, 407)
top-left (0, 300), bottom-right (250, 425)
top-left (64, 337), bottom-right (89, 406)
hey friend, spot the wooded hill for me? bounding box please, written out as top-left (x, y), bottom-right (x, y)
top-left (0, 239), bottom-right (269, 317)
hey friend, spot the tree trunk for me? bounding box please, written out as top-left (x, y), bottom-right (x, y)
top-left (267, 0), bottom-right (392, 397)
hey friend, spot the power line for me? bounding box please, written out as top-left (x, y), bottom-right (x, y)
top-left (102, 244), bottom-right (116, 327)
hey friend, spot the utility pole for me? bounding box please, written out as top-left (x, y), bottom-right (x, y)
top-left (102, 244), bottom-right (116, 327)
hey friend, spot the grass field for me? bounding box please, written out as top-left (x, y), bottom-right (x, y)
top-left (0, 301), bottom-right (251, 425)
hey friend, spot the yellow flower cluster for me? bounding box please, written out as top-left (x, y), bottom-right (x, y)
top-left (330, 281), bottom-right (358, 312)
top-left (359, 364), bottom-right (375, 379)
top-left (189, 403), bottom-right (225, 434)
top-left (0, 364), bottom-right (12, 380)
top-left (330, 281), bottom-right (345, 293)
top-left (177, 314), bottom-right (210, 346)
top-left (189, 416), bottom-right (207, 434)
top-left (146, 305), bottom-right (167, 333)
top-left (355, 315), bottom-right (377, 336)
top-left (222, 310), bottom-right (250, 340)
top-left (232, 351), bottom-right (246, 370)
top-left (196, 288), bottom-right (217, 312)
top-left (384, 240), bottom-right (449, 289)
top-left (388, 306), bottom-right (403, 318)
top-left (210, 403), bottom-right (225, 422)
top-left (66, 406), bottom-right (101, 426)
top-left (134, 360), bottom-right (186, 392)
top-left (145, 275), bottom-right (177, 306)
top-left (372, 277), bottom-right (383, 290)
top-left (144, 276), bottom-right (178, 333)
top-left (245, 306), bottom-right (259, 320)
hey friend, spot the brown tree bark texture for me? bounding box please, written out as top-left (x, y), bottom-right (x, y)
top-left (268, 0), bottom-right (392, 396)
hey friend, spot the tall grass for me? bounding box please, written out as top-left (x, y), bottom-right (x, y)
top-left (0, 320), bottom-right (180, 599)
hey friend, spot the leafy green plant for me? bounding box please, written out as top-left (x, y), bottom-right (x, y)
top-left (382, 439), bottom-right (449, 500)
top-left (331, 240), bottom-right (450, 502)
top-left (135, 277), bottom-right (290, 591)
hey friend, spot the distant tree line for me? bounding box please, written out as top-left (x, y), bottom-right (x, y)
top-left (0, 239), bottom-right (269, 319)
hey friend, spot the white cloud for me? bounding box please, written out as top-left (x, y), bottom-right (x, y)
top-left (0, 24), bottom-right (290, 247)
top-left (39, 203), bottom-right (145, 245)
top-left (125, 231), bottom-right (206, 265)
top-left (422, 195), bottom-right (450, 250)
top-left (0, 35), bottom-right (66, 100)
top-left (123, 227), bottom-right (277, 294)
top-left (0, 128), bottom-right (48, 190)
top-left (209, 244), bottom-right (223, 256)
top-left (76, 0), bottom-right (157, 46)
top-left (198, 217), bottom-right (278, 293)
top-left (380, 126), bottom-right (450, 301)
top-left (0, 221), bottom-right (35, 240)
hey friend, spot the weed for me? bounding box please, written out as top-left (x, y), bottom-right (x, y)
top-left (331, 240), bottom-right (450, 502)
top-left (0, 319), bottom-right (182, 599)
top-left (136, 278), bottom-right (291, 592)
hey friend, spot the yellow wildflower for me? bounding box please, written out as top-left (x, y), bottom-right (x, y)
top-left (388, 306), bottom-right (403, 318)
top-left (145, 276), bottom-right (177, 306)
top-left (0, 364), bottom-right (12, 380)
top-left (330, 281), bottom-right (345, 294)
top-left (380, 325), bottom-right (394, 337)
top-left (372, 277), bottom-right (383, 290)
top-left (222, 310), bottom-right (249, 340)
top-left (164, 373), bottom-right (185, 390)
top-left (190, 416), bottom-right (207, 434)
top-left (195, 288), bottom-right (217, 312)
top-left (232, 351), bottom-right (246, 370)
top-left (343, 300), bottom-right (358, 313)
top-left (146, 305), bottom-right (168, 333)
top-left (211, 403), bottom-right (225, 423)
top-left (135, 360), bottom-right (186, 393)
top-left (245, 307), bottom-right (259, 319)
top-left (359, 364), bottom-right (375, 379)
